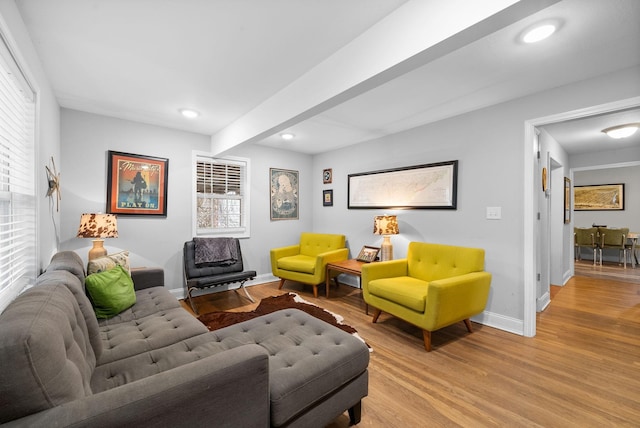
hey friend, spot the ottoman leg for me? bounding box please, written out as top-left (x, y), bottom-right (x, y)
top-left (348, 400), bottom-right (362, 425)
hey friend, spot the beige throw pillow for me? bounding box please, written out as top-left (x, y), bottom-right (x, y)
top-left (87, 250), bottom-right (131, 276)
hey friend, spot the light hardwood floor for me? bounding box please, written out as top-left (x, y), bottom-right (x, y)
top-left (182, 269), bottom-right (640, 427)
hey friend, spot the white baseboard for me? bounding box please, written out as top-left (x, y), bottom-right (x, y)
top-left (472, 310), bottom-right (524, 336)
top-left (536, 292), bottom-right (551, 312)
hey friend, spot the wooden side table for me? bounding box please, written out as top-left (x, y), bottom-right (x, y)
top-left (325, 259), bottom-right (370, 312)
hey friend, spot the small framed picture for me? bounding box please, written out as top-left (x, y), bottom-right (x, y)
top-left (323, 168), bottom-right (332, 184)
top-left (356, 245), bottom-right (380, 263)
top-left (323, 189), bottom-right (333, 206)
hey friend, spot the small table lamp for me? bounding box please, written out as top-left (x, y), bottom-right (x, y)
top-left (374, 215), bottom-right (399, 261)
top-left (77, 213), bottom-right (118, 261)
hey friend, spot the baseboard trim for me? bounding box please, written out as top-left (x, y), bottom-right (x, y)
top-left (472, 310), bottom-right (524, 336)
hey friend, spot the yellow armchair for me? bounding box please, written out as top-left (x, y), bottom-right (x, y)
top-left (361, 241), bottom-right (491, 351)
top-left (270, 232), bottom-right (349, 297)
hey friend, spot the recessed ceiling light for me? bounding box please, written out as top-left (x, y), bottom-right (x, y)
top-left (280, 133), bottom-right (295, 140)
top-left (179, 108), bottom-right (200, 119)
top-left (522, 23), bottom-right (556, 43)
top-left (602, 123), bottom-right (640, 139)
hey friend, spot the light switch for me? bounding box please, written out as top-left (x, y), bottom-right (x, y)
top-left (486, 206), bottom-right (502, 220)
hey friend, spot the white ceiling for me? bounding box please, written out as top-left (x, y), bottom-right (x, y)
top-left (15, 0), bottom-right (640, 156)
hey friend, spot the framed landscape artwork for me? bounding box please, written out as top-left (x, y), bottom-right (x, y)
top-left (574, 183), bottom-right (624, 211)
top-left (106, 151), bottom-right (168, 216)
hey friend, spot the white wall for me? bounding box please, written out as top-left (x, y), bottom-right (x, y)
top-left (0, 0), bottom-right (60, 271)
top-left (60, 109), bottom-right (313, 294)
top-left (312, 66), bottom-right (640, 333)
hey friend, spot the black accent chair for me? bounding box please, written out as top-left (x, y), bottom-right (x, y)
top-left (183, 238), bottom-right (256, 314)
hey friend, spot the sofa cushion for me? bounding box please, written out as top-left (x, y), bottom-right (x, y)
top-left (277, 254), bottom-right (316, 274)
top-left (85, 266), bottom-right (136, 319)
top-left (0, 284), bottom-right (96, 424)
top-left (98, 286), bottom-right (183, 325)
top-left (45, 250), bottom-right (86, 285)
top-left (368, 276), bottom-right (428, 312)
top-left (87, 250), bottom-right (131, 276)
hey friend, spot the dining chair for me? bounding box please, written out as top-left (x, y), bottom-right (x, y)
top-left (574, 227), bottom-right (598, 266)
top-left (598, 227), bottom-right (630, 268)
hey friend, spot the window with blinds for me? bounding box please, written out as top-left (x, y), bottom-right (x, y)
top-left (0, 35), bottom-right (36, 311)
top-left (194, 154), bottom-right (250, 237)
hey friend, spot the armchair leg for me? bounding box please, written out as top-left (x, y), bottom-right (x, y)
top-left (422, 330), bottom-right (432, 352)
top-left (371, 308), bottom-right (382, 323)
top-left (348, 400), bottom-right (362, 425)
top-left (313, 284), bottom-right (319, 298)
top-left (463, 318), bottom-right (473, 333)
top-left (278, 278), bottom-right (286, 290)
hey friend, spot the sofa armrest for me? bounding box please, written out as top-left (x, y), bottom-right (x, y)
top-left (315, 248), bottom-right (349, 272)
top-left (131, 267), bottom-right (164, 290)
top-left (2, 344), bottom-right (270, 428)
top-left (361, 259), bottom-right (408, 285)
top-left (425, 271), bottom-right (492, 329)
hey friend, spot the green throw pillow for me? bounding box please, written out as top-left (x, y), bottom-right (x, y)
top-left (85, 265), bottom-right (136, 319)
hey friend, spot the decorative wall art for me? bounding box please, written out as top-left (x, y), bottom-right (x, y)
top-left (106, 151), bottom-right (169, 216)
top-left (323, 168), bottom-right (332, 184)
top-left (564, 177), bottom-right (571, 223)
top-left (574, 183), bottom-right (624, 211)
top-left (270, 168), bottom-right (299, 220)
top-left (348, 160), bottom-right (458, 209)
top-left (323, 189), bottom-right (333, 207)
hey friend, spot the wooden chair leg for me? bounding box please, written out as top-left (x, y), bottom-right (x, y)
top-left (463, 318), bottom-right (473, 333)
top-left (277, 278), bottom-right (285, 290)
top-left (422, 330), bottom-right (432, 352)
top-left (313, 284), bottom-right (318, 298)
top-left (371, 308), bottom-right (382, 323)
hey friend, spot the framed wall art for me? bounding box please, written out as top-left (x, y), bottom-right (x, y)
top-left (270, 168), bottom-right (299, 220)
top-left (574, 183), bottom-right (624, 211)
top-left (323, 168), bottom-right (332, 184)
top-left (356, 246), bottom-right (380, 263)
top-left (106, 151), bottom-right (168, 216)
top-left (348, 160), bottom-right (458, 209)
top-left (564, 177), bottom-right (571, 223)
top-left (323, 189), bottom-right (333, 206)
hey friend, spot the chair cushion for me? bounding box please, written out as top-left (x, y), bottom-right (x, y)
top-left (368, 276), bottom-right (428, 312)
top-left (85, 266), bottom-right (136, 319)
top-left (299, 232), bottom-right (345, 257)
top-left (277, 254), bottom-right (316, 274)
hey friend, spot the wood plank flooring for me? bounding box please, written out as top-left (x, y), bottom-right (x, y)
top-left (181, 270), bottom-right (640, 427)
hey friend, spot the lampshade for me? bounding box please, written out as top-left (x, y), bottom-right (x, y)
top-left (77, 213), bottom-right (118, 238)
top-left (373, 215), bottom-right (399, 236)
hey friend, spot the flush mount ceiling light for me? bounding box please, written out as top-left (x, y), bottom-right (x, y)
top-left (280, 133), bottom-right (295, 140)
top-left (601, 123), bottom-right (640, 139)
top-left (522, 23), bottom-right (556, 43)
top-left (179, 108), bottom-right (200, 119)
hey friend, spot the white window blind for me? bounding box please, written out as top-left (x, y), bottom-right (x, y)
top-left (193, 154), bottom-right (250, 238)
top-left (0, 35), bottom-right (36, 312)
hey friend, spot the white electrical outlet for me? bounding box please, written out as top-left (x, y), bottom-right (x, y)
top-left (486, 207), bottom-right (502, 220)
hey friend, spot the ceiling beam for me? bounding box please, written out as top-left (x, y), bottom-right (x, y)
top-left (211, 0), bottom-right (560, 155)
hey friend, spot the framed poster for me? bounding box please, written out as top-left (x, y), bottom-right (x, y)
top-left (348, 160), bottom-right (457, 209)
top-left (270, 168), bottom-right (299, 220)
top-left (564, 177), bottom-right (571, 223)
top-left (106, 151), bottom-right (168, 216)
top-left (356, 246), bottom-right (380, 262)
top-left (323, 189), bottom-right (333, 206)
top-left (574, 183), bottom-right (624, 211)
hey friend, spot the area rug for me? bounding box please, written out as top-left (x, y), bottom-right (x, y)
top-left (198, 293), bottom-right (369, 348)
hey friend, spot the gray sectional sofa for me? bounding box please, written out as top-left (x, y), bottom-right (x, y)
top-left (0, 251), bottom-right (369, 427)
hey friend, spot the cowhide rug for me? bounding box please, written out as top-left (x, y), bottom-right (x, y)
top-left (198, 293), bottom-right (369, 348)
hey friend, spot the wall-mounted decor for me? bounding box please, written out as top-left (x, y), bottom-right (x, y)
top-left (542, 167), bottom-right (548, 192)
top-left (45, 156), bottom-right (61, 212)
top-left (564, 177), bottom-right (571, 223)
top-left (323, 189), bottom-right (333, 206)
top-left (323, 168), bottom-right (332, 184)
top-left (106, 151), bottom-right (168, 216)
top-left (270, 168), bottom-right (299, 220)
top-left (356, 245), bottom-right (380, 263)
top-left (574, 183), bottom-right (624, 211)
top-left (348, 160), bottom-right (458, 209)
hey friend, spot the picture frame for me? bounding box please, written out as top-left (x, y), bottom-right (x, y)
top-left (323, 189), bottom-right (333, 206)
top-left (356, 245), bottom-right (380, 263)
top-left (106, 151), bottom-right (168, 216)
top-left (323, 168), bottom-right (332, 184)
top-left (564, 177), bottom-right (571, 223)
top-left (348, 160), bottom-right (457, 209)
top-left (270, 168), bottom-right (299, 220)
top-left (574, 183), bottom-right (624, 211)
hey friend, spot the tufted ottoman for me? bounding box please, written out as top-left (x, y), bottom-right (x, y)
top-left (208, 308), bottom-right (370, 427)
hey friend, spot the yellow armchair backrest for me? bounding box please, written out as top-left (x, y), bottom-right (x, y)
top-left (299, 232), bottom-right (346, 257)
top-left (407, 242), bottom-right (485, 282)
